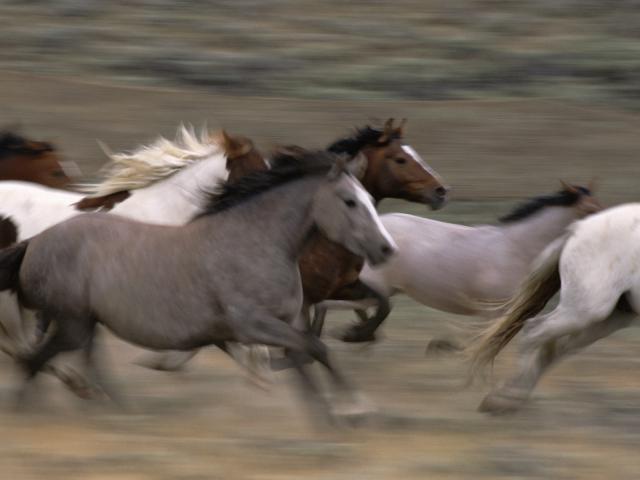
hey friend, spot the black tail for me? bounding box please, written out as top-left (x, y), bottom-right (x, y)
top-left (0, 240), bottom-right (28, 291)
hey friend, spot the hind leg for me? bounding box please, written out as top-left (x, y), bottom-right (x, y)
top-left (0, 293), bottom-right (33, 357)
top-left (480, 295), bottom-right (619, 414)
top-left (16, 313), bottom-right (95, 408)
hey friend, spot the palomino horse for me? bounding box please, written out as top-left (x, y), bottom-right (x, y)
top-left (0, 129), bottom-right (78, 188)
top-left (468, 203), bottom-right (640, 415)
top-left (143, 118), bottom-right (449, 371)
top-left (0, 127), bottom-right (266, 381)
top-left (312, 184), bottom-right (601, 348)
top-left (4, 152), bottom-right (396, 420)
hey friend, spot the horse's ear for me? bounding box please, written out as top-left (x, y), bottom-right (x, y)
top-left (345, 152), bottom-right (368, 180)
top-left (559, 179), bottom-right (578, 193)
top-left (327, 156), bottom-right (348, 182)
top-left (218, 130), bottom-right (252, 159)
top-left (218, 129), bottom-right (233, 151)
top-left (378, 118), bottom-right (395, 144)
top-left (397, 118), bottom-right (407, 136)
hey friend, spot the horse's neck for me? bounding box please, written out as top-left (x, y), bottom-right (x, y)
top-left (111, 155), bottom-right (228, 225)
top-left (205, 177), bottom-right (318, 260)
top-left (502, 206), bottom-right (579, 257)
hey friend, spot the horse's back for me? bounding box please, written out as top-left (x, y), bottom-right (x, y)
top-left (0, 181), bottom-right (81, 239)
top-left (561, 203), bottom-right (640, 292)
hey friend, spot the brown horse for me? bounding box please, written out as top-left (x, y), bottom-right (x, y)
top-left (0, 130), bottom-right (75, 189)
top-left (144, 118), bottom-right (449, 372)
top-left (75, 130), bottom-right (268, 212)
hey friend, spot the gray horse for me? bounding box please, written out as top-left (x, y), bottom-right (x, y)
top-left (1, 151), bottom-right (396, 419)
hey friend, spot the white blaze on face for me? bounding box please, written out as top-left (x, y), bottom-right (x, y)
top-left (401, 145), bottom-right (439, 179)
top-left (348, 175), bottom-right (398, 251)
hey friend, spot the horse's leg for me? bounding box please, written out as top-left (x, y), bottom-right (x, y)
top-left (318, 279), bottom-right (391, 343)
top-left (0, 293), bottom-right (33, 357)
top-left (303, 333), bottom-right (373, 419)
top-left (270, 305), bottom-right (313, 371)
top-left (310, 303), bottom-right (328, 337)
top-left (16, 313), bottom-right (95, 408)
top-left (339, 280), bottom-right (390, 343)
top-left (81, 325), bottom-right (127, 406)
top-left (479, 298), bottom-right (618, 414)
top-left (232, 314), bottom-right (356, 420)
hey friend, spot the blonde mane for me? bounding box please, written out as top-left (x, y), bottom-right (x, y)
top-left (79, 125), bottom-right (224, 197)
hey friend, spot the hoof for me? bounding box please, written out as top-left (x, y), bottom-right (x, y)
top-left (331, 393), bottom-right (377, 426)
top-left (55, 366), bottom-right (96, 400)
top-left (478, 390), bottom-right (527, 415)
top-left (425, 339), bottom-right (462, 356)
top-left (339, 327), bottom-right (377, 344)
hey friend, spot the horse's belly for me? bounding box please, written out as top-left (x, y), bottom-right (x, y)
top-left (102, 308), bottom-right (232, 351)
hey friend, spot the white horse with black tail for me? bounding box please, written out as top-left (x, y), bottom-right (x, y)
top-left (468, 202), bottom-right (640, 414)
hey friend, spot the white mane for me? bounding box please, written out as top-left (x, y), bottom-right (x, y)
top-left (79, 124), bottom-right (224, 197)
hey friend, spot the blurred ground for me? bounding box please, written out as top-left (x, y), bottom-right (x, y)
top-left (0, 70), bottom-right (640, 479)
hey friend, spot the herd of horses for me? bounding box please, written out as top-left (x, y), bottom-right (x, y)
top-left (0, 120), bottom-right (637, 422)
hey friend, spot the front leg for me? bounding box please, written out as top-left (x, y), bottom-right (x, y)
top-left (336, 279), bottom-right (390, 343)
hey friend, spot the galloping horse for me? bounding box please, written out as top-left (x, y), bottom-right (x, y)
top-left (0, 129), bottom-right (78, 188)
top-left (0, 126), bottom-right (267, 383)
top-left (468, 203), bottom-right (640, 414)
top-left (4, 152), bottom-right (396, 420)
top-left (142, 118), bottom-right (449, 371)
top-left (312, 184), bottom-right (601, 349)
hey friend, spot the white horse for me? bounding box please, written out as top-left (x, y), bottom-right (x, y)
top-left (468, 202), bottom-right (640, 414)
top-left (0, 125), bottom-right (233, 358)
top-left (313, 184), bottom-right (601, 349)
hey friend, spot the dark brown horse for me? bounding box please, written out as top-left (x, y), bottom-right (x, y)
top-left (0, 130), bottom-right (75, 189)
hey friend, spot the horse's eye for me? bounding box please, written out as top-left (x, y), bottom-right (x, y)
top-left (394, 157), bottom-right (407, 165)
top-left (51, 170), bottom-right (66, 178)
top-left (344, 199), bottom-right (357, 208)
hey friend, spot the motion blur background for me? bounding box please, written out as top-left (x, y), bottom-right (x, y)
top-left (1, 1), bottom-right (640, 479)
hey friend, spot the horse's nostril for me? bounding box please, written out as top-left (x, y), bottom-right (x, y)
top-left (436, 186), bottom-right (448, 197)
top-left (381, 245), bottom-right (392, 256)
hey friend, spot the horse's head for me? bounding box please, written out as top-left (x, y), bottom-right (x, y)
top-left (312, 157), bottom-right (397, 266)
top-left (559, 180), bottom-right (602, 217)
top-left (216, 130), bottom-right (268, 183)
top-left (0, 130), bottom-right (76, 189)
top-left (329, 119), bottom-right (449, 209)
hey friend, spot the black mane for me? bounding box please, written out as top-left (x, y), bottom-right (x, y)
top-left (0, 130), bottom-right (52, 160)
top-left (198, 149), bottom-right (337, 217)
top-left (499, 186), bottom-right (591, 223)
top-left (327, 125), bottom-right (401, 156)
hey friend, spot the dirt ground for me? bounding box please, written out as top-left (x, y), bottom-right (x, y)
top-left (1, 72), bottom-right (640, 479)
